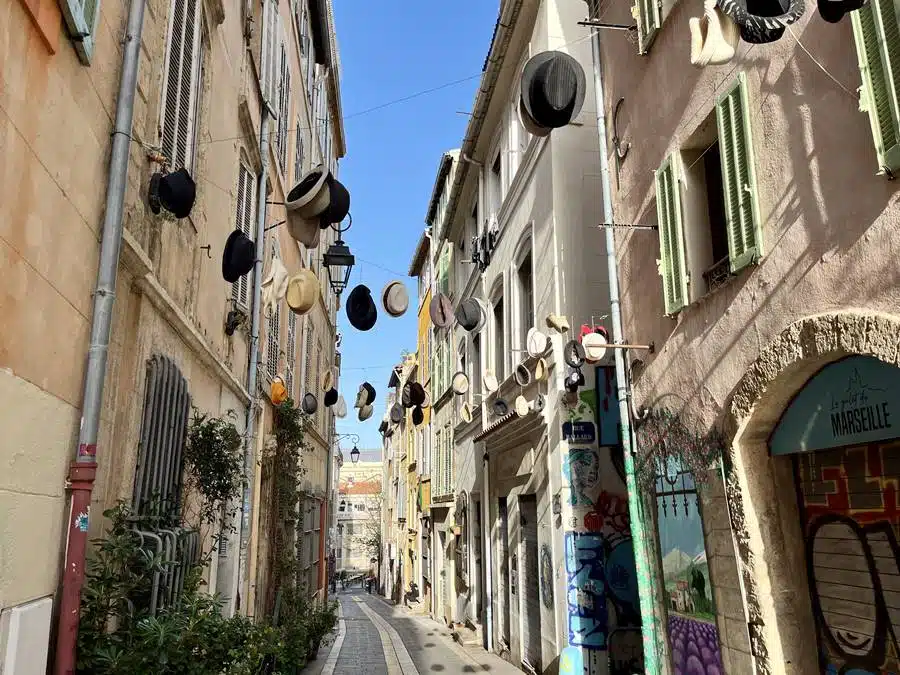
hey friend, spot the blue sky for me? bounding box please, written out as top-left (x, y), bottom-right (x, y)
top-left (331, 1), bottom-right (500, 452)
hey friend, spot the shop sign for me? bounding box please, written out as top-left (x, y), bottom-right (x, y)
top-left (770, 356), bottom-right (900, 455)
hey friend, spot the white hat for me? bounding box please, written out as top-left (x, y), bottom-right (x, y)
top-left (358, 404), bottom-right (374, 421)
top-left (483, 370), bottom-right (499, 393)
top-left (261, 256), bottom-right (289, 317)
top-left (460, 401), bottom-right (472, 424)
top-left (689, 0), bottom-right (739, 68)
top-left (526, 327), bottom-right (551, 358)
top-left (452, 371), bottom-right (470, 395)
top-left (335, 395), bottom-right (348, 418)
top-left (582, 332), bottom-right (608, 362)
top-left (514, 395), bottom-right (529, 417)
top-left (382, 281), bottom-right (409, 317)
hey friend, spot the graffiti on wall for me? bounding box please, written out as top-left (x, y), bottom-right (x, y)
top-left (565, 531), bottom-right (607, 649)
top-left (656, 458), bottom-right (723, 675)
top-left (799, 442), bottom-right (900, 674)
top-left (540, 544), bottom-right (554, 609)
top-left (565, 446), bottom-right (602, 506)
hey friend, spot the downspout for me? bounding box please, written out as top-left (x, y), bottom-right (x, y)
top-left (588, 26), bottom-right (662, 674)
top-left (54, 1), bottom-right (147, 672)
top-left (482, 450), bottom-right (493, 652)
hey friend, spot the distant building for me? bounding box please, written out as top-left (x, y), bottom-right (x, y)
top-left (336, 450), bottom-right (382, 573)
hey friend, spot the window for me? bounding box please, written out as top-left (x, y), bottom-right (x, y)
top-left (466, 201), bottom-right (479, 253)
top-left (232, 162), bottom-right (256, 307)
top-left (517, 251), bottom-right (533, 351)
top-left (339, 500), bottom-right (346, 512)
top-left (654, 156), bottom-right (689, 315)
top-left (444, 423), bottom-right (453, 493)
top-left (635, 0), bottom-right (661, 52)
top-left (315, 339), bottom-right (323, 426)
top-left (488, 150), bottom-right (502, 216)
top-left (437, 243), bottom-right (453, 297)
top-left (286, 311), bottom-right (297, 398)
top-left (292, 0), bottom-right (309, 57)
top-left (160, 0), bottom-right (203, 172)
top-left (471, 333), bottom-right (482, 396)
top-left (509, 59), bottom-right (531, 179)
top-left (434, 428), bottom-right (443, 494)
top-left (266, 242), bottom-right (282, 379)
top-left (851, 0), bottom-right (900, 175)
top-left (493, 296), bottom-right (505, 382)
top-left (60, 0), bottom-right (102, 64)
top-left (275, 42), bottom-right (292, 174)
top-left (294, 119), bottom-right (305, 180)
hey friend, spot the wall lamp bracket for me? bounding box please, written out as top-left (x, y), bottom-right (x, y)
top-left (578, 19), bottom-right (638, 31)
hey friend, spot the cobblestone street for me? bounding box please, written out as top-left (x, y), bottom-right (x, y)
top-left (302, 589), bottom-right (523, 675)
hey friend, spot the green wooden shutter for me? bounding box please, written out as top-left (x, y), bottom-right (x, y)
top-left (60, 0), bottom-right (103, 64)
top-left (654, 155), bottom-right (688, 315)
top-left (716, 73), bottom-right (762, 273)
top-left (851, 0), bottom-right (900, 175)
top-left (634, 0), bottom-right (661, 53)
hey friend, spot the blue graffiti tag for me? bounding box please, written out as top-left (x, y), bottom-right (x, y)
top-left (565, 531), bottom-right (607, 649)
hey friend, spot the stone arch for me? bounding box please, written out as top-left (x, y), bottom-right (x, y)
top-left (723, 311), bottom-right (900, 675)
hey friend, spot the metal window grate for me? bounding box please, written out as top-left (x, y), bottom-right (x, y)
top-left (232, 162), bottom-right (256, 307)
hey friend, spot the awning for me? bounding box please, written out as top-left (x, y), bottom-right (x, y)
top-left (474, 409), bottom-right (546, 452)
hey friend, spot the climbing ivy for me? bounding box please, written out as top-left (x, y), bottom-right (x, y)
top-left (184, 409), bottom-right (244, 531)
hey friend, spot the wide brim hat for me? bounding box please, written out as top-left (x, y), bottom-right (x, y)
top-left (335, 395), bottom-right (348, 418)
top-left (401, 383), bottom-right (414, 408)
top-left (301, 392), bottom-right (318, 414)
top-left (286, 212), bottom-right (321, 248)
top-left (564, 340), bottom-right (586, 368)
top-left (452, 371), bottom-right (469, 395)
top-left (358, 404), bottom-right (374, 421)
top-left (429, 293), bottom-right (454, 329)
top-left (409, 382), bottom-right (426, 407)
top-left (319, 174), bottom-right (351, 227)
top-left (390, 403), bottom-right (403, 423)
top-left (690, 0), bottom-right (740, 67)
top-left (515, 363), bottom-right (532, 387)
top-left (156, 167), bottom-right (196, 219)
top-left (717, 0), bottom-right (803, 43)
top-left (286, 165), bottom-right (331, 219)
top-left (518, 96), bottom-right (552, 138)
top-left (526, 327), bottom-right (551, 358)
top-left (323, 388), bottom-right (338, 407)
top-left (222, 229), bottom-right (256, 283)
top-left (534, 357), bottom-right (548, 382)
top-left (412, 406), bottom-right (424, 426)
top-left (347, 285), bottom-right (378, 331)
top-left (321, 369), bottom-right (334, 392)
top-left (460, 401), bottom-right (472, 424)
top-left (817, 0), bottom-right (865, 22)
top-left (514, 395), bottom-right (529, 417)
top-left (483, 370), bottom-right (499, 393)
top-left (382, 281), bottom-right (409, 317)
top-left (582, 332), bottom-right (608, 362)
top-left (520, 50), bottom-right (587, 131)
top-left (492, 398), bottom-right (509, 417)
top-left (455, 298), bottom-right (485, 332)
top-left (286, 269), bottom-right (319, 315)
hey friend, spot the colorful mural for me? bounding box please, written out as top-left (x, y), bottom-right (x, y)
top-left (656, 459), bottom-right (723, 675)
top-left (565, 531), bottom-right (607, 649)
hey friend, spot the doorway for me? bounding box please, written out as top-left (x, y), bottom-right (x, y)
top-left (498, 496), bottom-right (511, 648)
top-left (519, 494), bottom-right (541, 670)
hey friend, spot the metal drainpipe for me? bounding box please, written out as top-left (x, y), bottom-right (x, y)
top-left (237, 107), bottom-right (271, 610)
top-left (53, 1), bottom-right (147, 672)
top-left (588, 26), bottom-right (662, 674)
top-left (481, 450), bottom-right (493, 652)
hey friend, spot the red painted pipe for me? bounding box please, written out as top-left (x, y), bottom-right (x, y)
top-left (54, 461), bottom-right (97, 675)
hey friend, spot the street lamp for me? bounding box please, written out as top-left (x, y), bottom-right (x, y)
top-left (322, 214), bottom-right (355, 296)
top-left (350, 445), bottom-right (360, 464)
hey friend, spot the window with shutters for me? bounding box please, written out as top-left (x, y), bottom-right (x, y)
top-left (654, 156), bottom-right (689, 315)
top-left (286, 311), bottom-right (297, 399)
top-left (292, 0), bottom-right (309, 58)
top-left (294, 119), bottom-right (305, 180)
top-left (316, 340), bottom-right (323, 430)
top-left (60, 0), bottom-right (102, 64)
top-left (434, 428), bottom-right (443, 495)
top-left (851, 0), bottom-right (900, 176)
top-left (493, 293), bottom-right (505, 382)
top-left (304, 324), bottom-right (314, 393)
top-left (232, 162), bottom-right (256, 308)
top-left (266, 242), bottom-right (281, 380)
top-left (275, 43), bottom-right (292, 174)
top-left (444, 424), bottom-right (453, 493)
top-left (516, 249), bottom-right (533, 352)
top-left (160, 0), bottom-right (203, 172)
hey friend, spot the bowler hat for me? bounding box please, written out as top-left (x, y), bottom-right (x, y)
top-left (455, 298), bottom-right (486, 332)
top-left (149, 168), bottom-right (196, 219)
top-left (346, 285), bottom-right (378, 331)
top-left (717, 0), bottom-right (804, 43)
top-left (430, 293), bottom-right (454, 329)
top-left (520, 51), bottom-right (587, 134)
top-left (222, 229), bottom-right (256, 283)
top-left (817, 0), bottom-right (865, 22)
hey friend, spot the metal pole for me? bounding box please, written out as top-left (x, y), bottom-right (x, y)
top-left (589, 24), bottom-right (662, 674)
top-left (322, 432), bottom-right (334, 602)
top-left (482, 451), bottom-right (493, 652)
top-left (54, 1), bottom-right (147, 672)
top-left (238, 108), bottom-right (271, 608)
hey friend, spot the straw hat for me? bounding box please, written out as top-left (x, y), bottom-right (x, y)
top-left (286, 270), bottom-right (319, 315)
top-left (526, 327), bottom-right (551, 358)
top-left (452, 371), bottom-right (470, 395)
top-left (514, 395), bottom-right (529, 417)
top-left (483, 370), bottom-right (499, 393)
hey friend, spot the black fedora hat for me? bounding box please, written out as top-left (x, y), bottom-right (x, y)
top-left (408, 382), bottom-right (426, 407)
top-left (222, 229), bottom-right (256, 283)
top-left (412, 405), bottom-right (425, 426)
top-left (718, 0), bottom-right (804, 43)
top-left (817, 0), bottom-right (865, 22)
top-left (148, 168), bottom-right (197, 219)
top-left (324, 388), bottom-right (338, 407)
top-left (319, 175), bottom-right (351, 228)
top-left (346, 284), bottom-right (378, 331)
top-left (520, 51), bottom-right (587, 133)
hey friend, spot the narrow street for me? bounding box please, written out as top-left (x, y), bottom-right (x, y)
top-left (303, 589), bottom-right (522, 675)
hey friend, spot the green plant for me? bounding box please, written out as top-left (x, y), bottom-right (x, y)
top-left (184, 409), bottom-right (244, 530)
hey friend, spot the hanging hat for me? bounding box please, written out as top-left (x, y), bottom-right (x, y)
top-left (321, 369), bottom-right (334, 392)
top-left (402, 382), bottom-right (426, 408)
top-left (286, 213), bottom-right (321, 249)
top-left (455, 298), bottom-right (486, 332)
top-left (355, 382), bottom-right (376, 408)
top-left (222, 229), bottom-right (256, 283)
top-left (335, 395), bottom-right (348, 418)
top-left (565, 368), bottom-right (585, 393)
top-left (452, 371), bottom-right (470, 395)
top-left (390, 402), bottom-right (403, 423)
top-left (271, 375), bottom-right (288, 405)
top-left (286, 269), bottom-right (319, 316)
top-left (513, 395), bottom-right (529, 417)
top-left (534, 358), bottom-right (548, 382)
top-left (817, 0), bottom-right (865, 22)
top-left (717, 0), bottom-right (804, 44)
top-left (422, 389), bottom-right (432, 408)
top-left (401, 383), bottom-right (413, 408)
top-left (429, 293), bottom-right (454, 329)
top-left (564, 340), bottom-right (586, 368)
top-left (301, 392), bottom-right (318, 414)
top-left (324, 388), bottom-right (338, 407)
top-left (519, 51), bottom-right (587, 134)
top-left (286, 165), bottom-right (331, 219)
top-left (346, 285), bottom-right (378, 331)
top-left (319, 174), bottom-right (351, 227)
top-left (582, 331), bottom-right (608, 363)
top-left (149, 168), bottom-right (197, 219)
top-left (460, 401), bottom-right (472, 424)
top-left (492, 398), bottom-right (509, 417)
top-left (514, 363), bottom-right (532, 387)
top-left (261, 256), bottom-right (289, 317)
top-left (690, 0), bottom-right (740, 66)
top-left (526, 327), bottom-right (551, 358)
top-left (412, 406), bottom-right (425, 426)
top-left (531, 394), bottom-right (546, 413)
top-left (545, 314), bottom-right (570, 333)
top-left (358, 404), bottom-right (374, 421)
top-left (483, 370), bottom-right (499, 393)
top-left (382, 281), bottom-right (409, 318)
